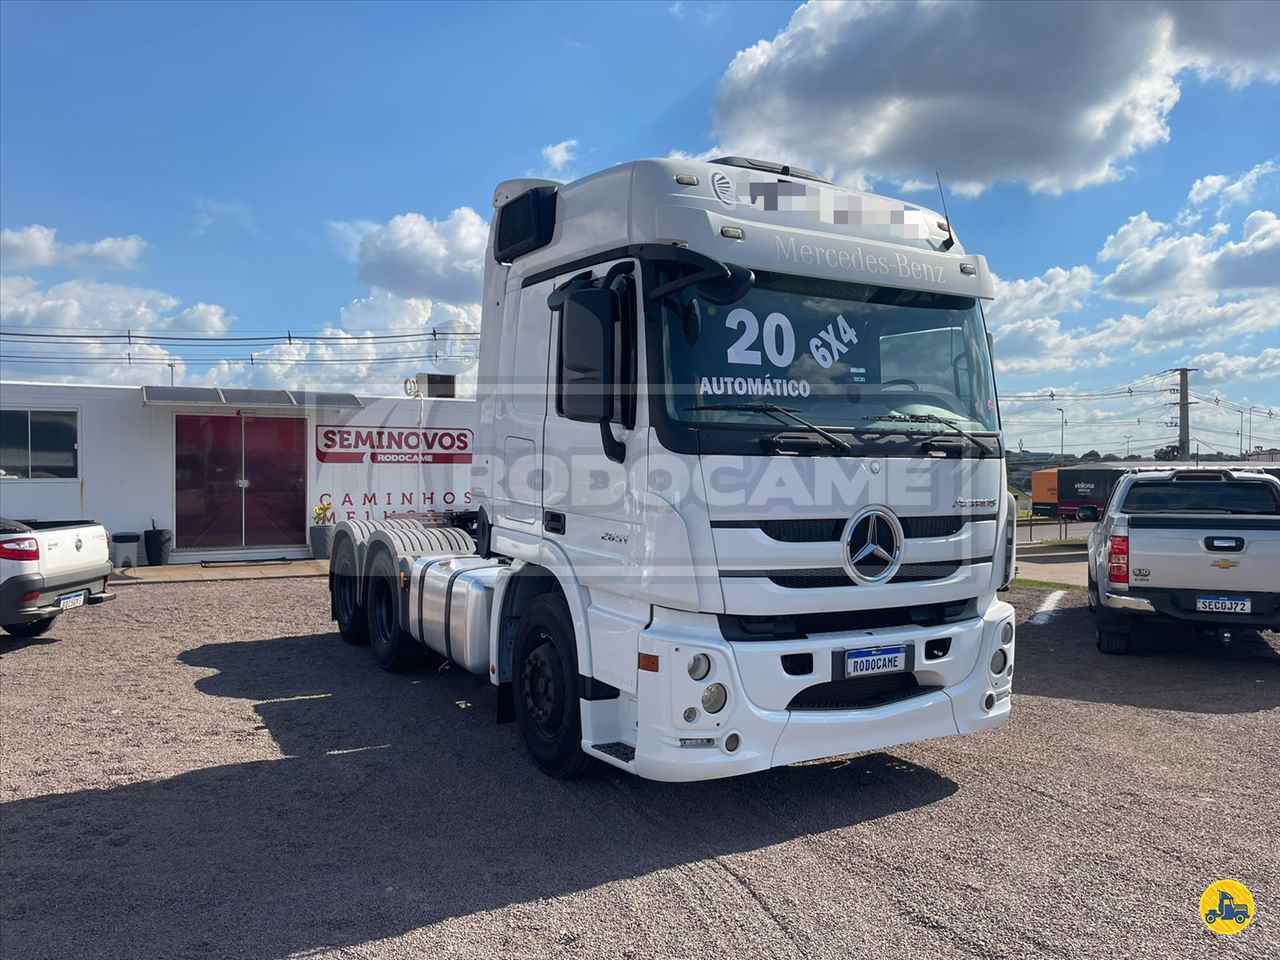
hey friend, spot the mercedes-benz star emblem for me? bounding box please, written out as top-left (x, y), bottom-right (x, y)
top-left (841, 506), bottom-right (904, 585)
top-left (74, 536), bottom-right (83, 552)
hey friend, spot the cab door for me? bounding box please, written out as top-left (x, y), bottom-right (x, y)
top-left (540, 258), bottom-right (644, 592)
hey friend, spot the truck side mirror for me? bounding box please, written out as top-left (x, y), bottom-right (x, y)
top-left (558, 287), bottom-right (617, 424)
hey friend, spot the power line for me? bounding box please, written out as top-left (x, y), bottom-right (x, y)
top-left (0, 329), bottom-right (479, 345)
top-left (0, 351), bottom-right (475, 367)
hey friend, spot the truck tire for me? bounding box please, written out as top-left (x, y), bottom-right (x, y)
top-left (365, 551), bottom-right (420, 672)
top-left (3, 616), bottom-right (56, 639)
top-left (331, 537), bottom-right (367, 645)
top-left (1096, 621), bottom-right (1131, 655)
top-left (513, 594), bottom-right (590, 779)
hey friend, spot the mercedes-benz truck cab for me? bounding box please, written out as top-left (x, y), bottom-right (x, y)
top-left (333, 156), bottom-right (1016, 782)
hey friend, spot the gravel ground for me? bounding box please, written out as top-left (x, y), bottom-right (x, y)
top-left (2, 580), bottom-right (1276, 959)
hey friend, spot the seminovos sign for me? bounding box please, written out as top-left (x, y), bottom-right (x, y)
top-left (316, 425), bottom-right (473, 464)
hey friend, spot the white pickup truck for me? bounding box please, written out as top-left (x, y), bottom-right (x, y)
top-left (1087, 469), bottom-right (1280, 653)
top-left (0, 519), bottom-right (115, 639)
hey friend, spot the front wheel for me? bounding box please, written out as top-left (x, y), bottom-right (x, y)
top-left (2, 616), bottom-right (57, 639)
top-left (512, 594), bottom-right (589, 779)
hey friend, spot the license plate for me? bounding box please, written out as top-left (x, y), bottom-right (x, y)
top-left (58, 591), bottom-right (87, 611)
top-left (1196, 595), bottom-right (1251, 614)
top-left (846, 645), bottom-right (907, 678)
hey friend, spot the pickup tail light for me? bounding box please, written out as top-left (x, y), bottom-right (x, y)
top-left (0, 537), bottom-right (40, 561)
top-left (1107, 534), bottom-right (1129, 584)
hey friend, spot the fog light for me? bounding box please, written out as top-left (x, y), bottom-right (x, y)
top-left (688, 653), bottom-right (711, 681)
top-left (701, 683), bottom-right (728, 714)
top-left (983, 692), bottom-right (996, 711)
top-left (990, 648), bottom-right (1008, 675)
top-left (682, 707), bottom-right (698, 723)
top-left (724, 732), bottom-right (741, 753)
top-left (1001, 622), bottom-right (1014, 645)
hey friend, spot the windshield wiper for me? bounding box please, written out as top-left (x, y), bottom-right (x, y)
top-left (863, 413), bottom-right (998, 456)
top-left (690, 402), bottom-right (857, 455)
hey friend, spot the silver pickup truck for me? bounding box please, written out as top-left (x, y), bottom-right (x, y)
top-left (0, 519), bottom-right (115, 639)
top-left (1086, 469), bottom-right (1280, 653)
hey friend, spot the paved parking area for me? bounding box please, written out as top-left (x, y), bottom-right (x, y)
top-left (2, 580), bottom-right (1276, 959)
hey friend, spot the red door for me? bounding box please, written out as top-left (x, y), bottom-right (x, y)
top-left (175, 415), bottom-right (244, 549)
top-left (174, 415), bottom-right (307, 549)
top-left (244, 417), bottom-right (306, 546)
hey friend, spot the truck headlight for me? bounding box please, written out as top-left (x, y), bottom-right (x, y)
top-left (701, 683), bottom-right (728, 714)
top-left (688, 653), bottom-right (711, 681)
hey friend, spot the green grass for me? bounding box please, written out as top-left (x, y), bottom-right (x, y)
top-left (1011, 577), bottom-right (1086, 592)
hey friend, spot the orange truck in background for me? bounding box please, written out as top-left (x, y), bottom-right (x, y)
top-left (1031, 468), bottom-right (1058, 517)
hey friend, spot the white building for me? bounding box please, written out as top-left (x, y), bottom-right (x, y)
top-left (0, 380), bottom-right (475, 562)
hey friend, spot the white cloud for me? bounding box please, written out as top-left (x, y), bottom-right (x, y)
top-left (540, 139), bottom-right (578, 173)
top-left (0, 275), bottom-right (232, 334)
top-left (1098, 213), bottom-right (1168, 263)
top-left (204, 292), bottom-right (479, 396)
top-left (1190, 347), bottom-right (1280, 383)
top-left (711, 1), bottom-right (1280, 197)
top-left (1186, 159), bottom-right (1279, 214)
top-left (0, 275), bottom-right (233, 387)
top-left (1, 224), bottom-right (146, 269)
top-left (986, 265), bottom-right (1095, 327)
top-left (331, 208), bottom-right (488, 303)
top-left (1102, 208), bottom-right (1279, 300)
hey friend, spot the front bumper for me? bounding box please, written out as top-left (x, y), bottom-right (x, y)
top-left (0, 563), bottom-right (115, 624)
top-left (630, 599), bottom-right (1015, 782)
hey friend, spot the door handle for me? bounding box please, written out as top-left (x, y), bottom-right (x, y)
top-left (1205, 536), bottom-right (1244, 552)
top-left (544, 511), bottom-right (566, 535)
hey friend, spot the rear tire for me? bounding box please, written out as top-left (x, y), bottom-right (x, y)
top-left (365, 551), bottom-right (420, 672)
top-left (513, 594), bottom-right (590, 779)
top-left (331, 537), bottom-right (366, 645)
top-left (2, 616), bottom-right (56, 639)
top-left (1096, 621), bottom-right (1131, 655)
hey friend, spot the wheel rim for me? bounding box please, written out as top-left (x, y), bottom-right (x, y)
top-left (521, 635), bottom-right (564, 738)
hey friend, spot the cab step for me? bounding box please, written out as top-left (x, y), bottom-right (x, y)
top-left (591, 742), bottom-right (635, 763)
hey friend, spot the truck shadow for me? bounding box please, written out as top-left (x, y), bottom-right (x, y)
top-left (1012, 592), bottom-right (1280, 714)
top-left (1, 632), bottom-right (957, 960)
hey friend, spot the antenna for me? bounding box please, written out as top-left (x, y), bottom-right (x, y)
top-left (935, 171), bottom-right (955, 251)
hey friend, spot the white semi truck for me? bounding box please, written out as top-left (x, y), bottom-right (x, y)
top-left (330, 156), bottom-right (1017, 781)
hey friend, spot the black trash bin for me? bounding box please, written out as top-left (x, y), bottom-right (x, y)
top-left (144, 528), bottom-right (173, 565)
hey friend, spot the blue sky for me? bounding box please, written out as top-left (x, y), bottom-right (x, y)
top-left (2, 0), bottom-right (1278, 456)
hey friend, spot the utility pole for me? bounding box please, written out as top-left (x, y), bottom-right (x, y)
top-left (1172, 367), bottom-right (1196, 460)
top-left (1056, 407), bottom-right (1066, 461)
top-left (1124, 433), bottom-right (1133, 457)
top-left (1239, 410), bottom-right (1244, 459)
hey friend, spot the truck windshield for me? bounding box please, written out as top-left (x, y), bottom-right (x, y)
top-left (1122, 481), bottom-right (1280, 514)
top-left (659, 269), bottom-right (999, 434)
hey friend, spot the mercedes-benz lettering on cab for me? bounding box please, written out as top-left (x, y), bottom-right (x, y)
top-left (329, 157), bottom-right (1017, 781)
top-left (1088, 469), bottom-right (1280, 653)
